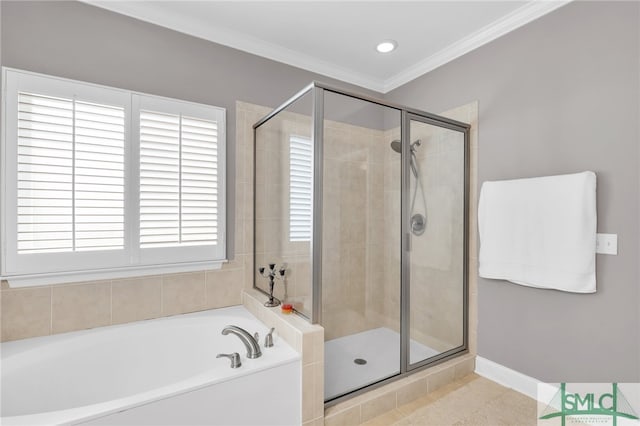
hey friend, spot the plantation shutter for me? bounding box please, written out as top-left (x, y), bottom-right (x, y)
top-left (16, 92), bottom-right (125, 254)
top-left (139, 111), bottom-right (180, 248)
top-left (289, 135), bottom-right (312, 242)
top-left (180, 116), bottom-right (219, 246)
top-left (74, 100), bottom-right (125, 251)
top-left (3, 69), bottom-right (226, 284)
top-left (139, 110), bottom-right (219, 249)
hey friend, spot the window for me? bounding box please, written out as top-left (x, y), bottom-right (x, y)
top-left (134, 95), bottom-right (225, 265)
top-left (2, 69), bottom-right (226, 285)
top-left (16, 93), bottom-right (126, 254)
top-left (289, 135), bottom-right (312, 242)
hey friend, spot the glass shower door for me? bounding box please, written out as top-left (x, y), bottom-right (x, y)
top-left (321, 91), bottom-right (402, 401)
top-left (405, 115), bottom-right (467, 368)
top-left (253, 83), bottom-right (471, 405)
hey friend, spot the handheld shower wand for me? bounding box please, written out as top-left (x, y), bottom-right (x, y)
top-left (390, 139), bottom-right (427, 236)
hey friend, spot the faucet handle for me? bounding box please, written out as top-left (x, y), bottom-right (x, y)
top-left (216, 352), bottom-right (242, 368)
top-left (265, 327), bottom-right (275, 348)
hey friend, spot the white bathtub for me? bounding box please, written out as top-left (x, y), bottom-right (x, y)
top-left (1, 305), bottom-right (301, 425)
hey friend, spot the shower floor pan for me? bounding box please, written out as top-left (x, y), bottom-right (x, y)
top-left (324, 327), bottom-right (439, 400)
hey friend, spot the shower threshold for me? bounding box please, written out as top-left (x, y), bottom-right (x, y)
top-left (324, 327), bottom-right (439, 400)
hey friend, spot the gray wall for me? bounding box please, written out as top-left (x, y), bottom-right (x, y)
top-left (0, 0), bottom-right (383, 258)
top-left (387, 1), bottom-right (640, 382)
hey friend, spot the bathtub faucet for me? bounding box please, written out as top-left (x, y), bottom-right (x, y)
top-left (221, 325), bottom-right (262, 359)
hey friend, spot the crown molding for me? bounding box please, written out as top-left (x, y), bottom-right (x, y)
top-left (83, 1), bottom-right (387, 92)
top-left (382, 1), bottom-right (572, 93)
top-left (85, 1), bottom-right (571, 94)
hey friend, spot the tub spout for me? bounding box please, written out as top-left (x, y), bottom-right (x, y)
top-left (222, 325), bottom-right (262, 359)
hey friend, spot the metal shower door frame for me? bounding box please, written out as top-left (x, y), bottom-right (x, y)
top-left (253, 82), bottom-right (471, 403)
top-left (401, 111), bottom-right (471, 374)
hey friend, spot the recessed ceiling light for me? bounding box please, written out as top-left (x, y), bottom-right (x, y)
top-left (376, 40), bottom-right (397, 54)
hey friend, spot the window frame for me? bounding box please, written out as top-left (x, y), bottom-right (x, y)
top-left (133, 93), bottom-right (226, 266)
top-left (1, 68), bottom-right (227, 287)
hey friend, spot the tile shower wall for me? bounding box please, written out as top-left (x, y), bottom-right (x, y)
top-left (323, 102), bottom-right (478, 424)
top-left (322, 101), bottom-right (476, 349)
top-left (408, 124), bottom-right (466, 352)
top-left (254, 105), bottom-right (314, 315)
top-left (253, 105), bottom-right (395, 335)
top-left (255, 102), bottom-right (471, 346)
top-left (0, 101), bottom-right (268, 342)
top-left (382, 103), bottom-right (477, 353)
top-left (322, 120), bottom-right (393, 340)
top-left (381, 127), bottom-right (403, 335)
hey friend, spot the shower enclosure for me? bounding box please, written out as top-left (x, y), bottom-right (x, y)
top-left (253, 83), bottom-right (469, 403)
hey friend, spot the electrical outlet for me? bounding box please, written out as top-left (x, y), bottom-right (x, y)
top-left (596, 233), bottom-right (618, 255)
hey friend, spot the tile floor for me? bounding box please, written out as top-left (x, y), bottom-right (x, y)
top-left (361, 373), bottom-right (538, 426)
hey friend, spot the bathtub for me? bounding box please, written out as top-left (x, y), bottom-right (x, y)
top-left (1, 305), bottom-right (301, 425)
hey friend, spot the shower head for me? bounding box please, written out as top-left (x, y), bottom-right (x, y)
top-left (390, 139), bottom-right (421, 178)
top-left (390, 139), bottom-right (421, 154)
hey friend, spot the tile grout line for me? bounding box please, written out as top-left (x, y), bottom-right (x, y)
top-left (201, 272), bottom-right (206, 310)
top-left (204, 271), bottom-right (209, 308)
top-left (109, 280), bottom-right (113, 325)
top-left (49, 285), bottom-right (53, 335)
top-left (160, 275), bottom-right (165, 315)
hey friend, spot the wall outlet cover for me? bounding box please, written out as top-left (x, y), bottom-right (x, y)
top-left (596, 233), bottom-right (618, 255)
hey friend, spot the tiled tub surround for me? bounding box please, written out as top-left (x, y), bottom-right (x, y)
top-left (243, 288), bottom-right (324, 426)
top-left (0, 270), bottom-right (245, 342)
top-left (1, 305), bottom-right (301, 425)
top-left (0, 101), bottom-right (269, 343)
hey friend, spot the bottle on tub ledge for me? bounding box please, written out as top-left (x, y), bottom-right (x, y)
top-left (281, 302), bottom-right (293, 315)
top-left (278, 266), bottom-right (294, 314)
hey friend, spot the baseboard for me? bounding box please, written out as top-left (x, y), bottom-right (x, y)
top-left (475, 356), bottom-right (544, 400)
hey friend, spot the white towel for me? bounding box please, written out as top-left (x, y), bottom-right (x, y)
top-left (478, 171), bottom-right (597, 293)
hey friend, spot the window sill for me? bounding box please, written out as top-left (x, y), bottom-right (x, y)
top-left (2, 260), bottom-right (226, 288)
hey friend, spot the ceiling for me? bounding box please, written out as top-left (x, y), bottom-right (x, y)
top-left (86, 1), bottom-right (570, 93)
